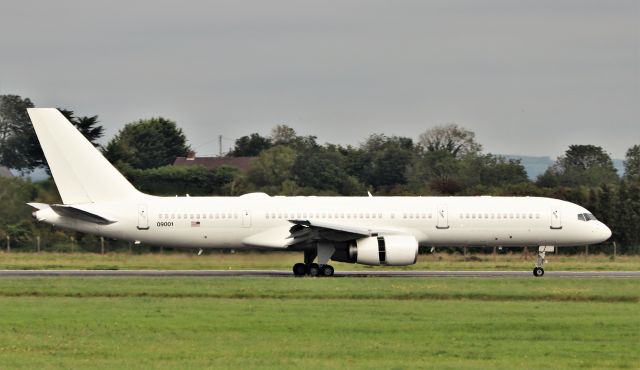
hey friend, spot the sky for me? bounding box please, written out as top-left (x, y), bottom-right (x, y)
top-left (1, 0), bottom-right (638, 158)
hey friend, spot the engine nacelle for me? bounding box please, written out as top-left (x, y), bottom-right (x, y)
top-left (346, 235), bottom-right (418, 266)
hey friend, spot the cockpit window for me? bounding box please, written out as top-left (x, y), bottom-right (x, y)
top-left (577, 213), bottom-right (597, 221)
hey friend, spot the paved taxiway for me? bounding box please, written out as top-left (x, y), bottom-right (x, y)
top-left (0, 270), bottom-right (638, 278)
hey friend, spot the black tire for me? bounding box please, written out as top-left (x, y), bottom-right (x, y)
top-left (308, 263), bottom-right (320, 277)
top-left (293, 263), bottom-right (307, 276)
top-left (533, 267), bottom-right (544, 277)
top-left (320, 265), bottom-right (335, 277)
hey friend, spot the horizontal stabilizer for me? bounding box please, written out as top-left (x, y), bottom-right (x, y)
top-left (27, 202), bottom-right (51, 210)
top-left (50, 204), bottom-right (117, 225)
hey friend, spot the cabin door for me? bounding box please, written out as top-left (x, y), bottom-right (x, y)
top-left (242, 210), bottom-right (252, 228)
top-left (137, 204), bottom-right (149, 230)
top-left (550, 208), bottom-right (562, 229)
top-left (436, 205), bottom-right (449, 229)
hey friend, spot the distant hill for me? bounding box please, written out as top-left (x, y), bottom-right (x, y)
top-left (504, 155), bottom-right (625, 180)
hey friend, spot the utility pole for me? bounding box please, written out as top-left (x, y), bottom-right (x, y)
top-left (219, 135), bottom-right (223, 156)
top-left (6, 235), bottom-right (10, 253)
top-left (613, 241), bottom-right (617, 260)
top-left (36, 236), bottom-right (41, 253)
top-left (100, 236), bottom-right (105, 255)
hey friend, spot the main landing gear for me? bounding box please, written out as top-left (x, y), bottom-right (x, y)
top-left (292, 262), bottom-right (335, 277)
top-left (292, 242), bottom-right (336, 277)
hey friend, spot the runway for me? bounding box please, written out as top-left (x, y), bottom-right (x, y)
top-left (0, 270), bottom-right (638, 278)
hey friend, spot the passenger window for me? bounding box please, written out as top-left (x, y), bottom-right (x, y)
top-left (578, 214), bottom-right (585, 221)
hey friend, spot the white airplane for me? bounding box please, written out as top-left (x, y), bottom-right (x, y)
top-left (26, 108), bottom-right (611, 277)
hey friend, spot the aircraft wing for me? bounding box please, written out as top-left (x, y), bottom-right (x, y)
top-left (242, 219), bottom-right (405, 249)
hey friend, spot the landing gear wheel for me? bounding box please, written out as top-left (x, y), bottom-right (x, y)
top-left (293, 263), bottom-right (307, 277)
top-left (320, 265), bottom-right (335, 277)
top-left (533, 267), bottom-right (544, 277)
top-left (308, 263), bottom-right (320, 277)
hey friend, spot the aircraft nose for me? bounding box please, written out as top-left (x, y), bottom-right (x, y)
top-left (596, 222), bottom-right (612, 242)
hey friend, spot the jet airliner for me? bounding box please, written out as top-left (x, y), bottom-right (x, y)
top-left (27, 109), bottom-right (611, 277)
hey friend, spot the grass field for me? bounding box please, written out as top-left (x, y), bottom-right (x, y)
top-left (0, 277), bottom-right (638, 369)
top-left (1, 251), bottom-right (639, 272)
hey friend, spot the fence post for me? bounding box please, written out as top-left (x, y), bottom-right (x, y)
top-left (100, 236), bottom-right (105, 255)
top-left (36, 235), bottom-right (41, 253)
top-left (493, 246), bottom-right (497, 262)
top-left (523, 246), bottom-right (529, 260)
top-left (6, 235), bottom-right (10, 253)
top-left (613, 242), bottom-right (616, 260)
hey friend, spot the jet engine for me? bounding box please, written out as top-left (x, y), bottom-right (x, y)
top-left (333, 235), bottom-right (419, 266)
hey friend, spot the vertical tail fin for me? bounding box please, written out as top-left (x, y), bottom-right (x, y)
top-left (27, 108), bottom-right (141, 204)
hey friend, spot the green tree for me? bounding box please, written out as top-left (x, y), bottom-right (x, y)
top-left (0, 95), bottom-right (37, 170)
top-left (246, 145), bottom-right (297, 188)
top-left (228, 133), bottom-right (272, 157)
top-left (270, 124), bottom-right (298, 145)
top-left (537, 145), bottom-right (618, 187)
top-left (418, 123), bottom-right (482, 159)
top-left (407, 149), bottom-right (461, 194)
top-left (460, 154), bottom-right (529, 188)
top-left (350, 134), bottom-right (415, 190)
top-left (0, 177), bottom-right (38, 248)
top-left (123, 165), bottom-right (237, 196)
top-left (292, 146), bottom-right (365, 195)
top-left (624, 145), bottom-right (640, 182)
top-left (104, 117), bottom-right (189, 169)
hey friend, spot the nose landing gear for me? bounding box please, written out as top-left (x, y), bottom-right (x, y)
top-left (533, 246), bottom-right (554, 277)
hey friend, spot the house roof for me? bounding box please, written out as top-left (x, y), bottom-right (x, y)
top-left (0, 166), bottom-right (13, 178)
top-left (173, 156), bottom-right (255, 172)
